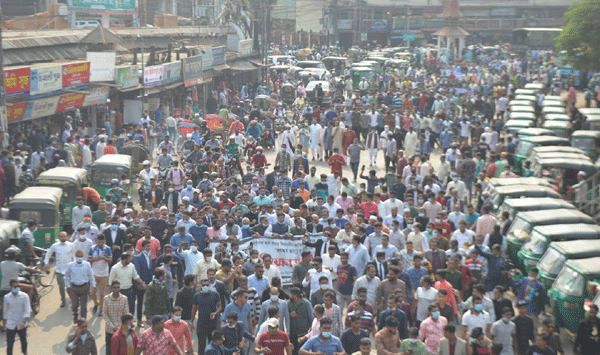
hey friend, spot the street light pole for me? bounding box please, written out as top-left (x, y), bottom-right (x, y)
top-left (0, 0), bottom-right (6, 131)
top-left (405, 2), bottom-right (411, 48)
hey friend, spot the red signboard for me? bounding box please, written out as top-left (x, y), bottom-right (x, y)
top-left (56, 92), bottom-right (86, 112)
top-left (4, 67), bottom-right (31, 96)
top-left (62, 62), bottom-right (90, 87)
top-left (6, 102), bottom-right (28, 122)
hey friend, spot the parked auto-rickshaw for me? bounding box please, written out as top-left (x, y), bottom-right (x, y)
top-left (543, 113), bottom-right (570, 122)
top-left (517, 128), bottom-right (556, 139)
top-left (524, 82), bottom-right (546, 92)
top-left (514, 94), bottom-right (538, 105)
top-left (90, 154), bottom-right (133, 197)
top-left (518, 223), bottom-right (600, 273)
top-left (584, 114), bottom-right (600, 131)
top-left (506, 209), bottom-right (595, 266)
top-left (527, 147), bottom-right (591, 171)
top-left (8, 187), bottom-right (63, 248)
top-left (505, 119), bottom-right (534, 134)
top-left (514, 89), bottom-right (536, 96)
top-left (120, 142), bottom-right (150, 175)
top-left (508, 112), bottom-right (536, 122)
top-left (508, 100), bottom-right (533, 108)
top-left (543, 95), bottom-right (563, 103)
top-left (532, 156), bottom-right (596, 190)
top-left (541, 106), bottom-right (567, 116)
top-left (541, 120), bottom-right (572, 138)
top-left (491, 184), bottom-right (561, 212)
top-left (498, 197), bottom-right (575, 221)
top-left (541, 100), bottom-right (566, 108)
top-left (484, 177), bottom-right (552, 196)
top-left (322, 56), bottom-right (348, 75)
top-left (35, 167), bottom-right (88, 228)
top-left (571, 130), bottom-right (600, 161)
top-left (514, 136), bottom-right (570, 174)
top-left (578, 107), bottom-right (600, 117)
top-left (357, 60), bottom-right (380, 73)
top-left (510, 105), bottom-right (535, 114)
top-left (538, 240), bottom-right (600, 289)
top-left (351, 67), bottom-right (373, 89)
top-left (550, 257), bottom-right (600, 337)
top-left (281, 83), bottom-right (296, 106)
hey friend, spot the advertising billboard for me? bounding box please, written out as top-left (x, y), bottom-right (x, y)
top-left (67, 0), bottom-right (136, 12)
top-left (30, 65), bottom-right (62, 95)
top-left (183, 56), bottom-right (203, 87)
top-left (4, 67), bottom-right (31, 97)
top-left (87, 52), bottom-right (116, 82)
top-left (62, 62), bottom-right (90, 87)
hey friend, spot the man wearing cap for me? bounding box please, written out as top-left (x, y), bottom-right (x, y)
top-left (107, 179), bottom-right (124, 204)
top-left (570, 170), bottom-right (588, 205)
top-left (139, 160), bottom-right (158, 194)
top-left (256, 318), bottom-right (292, 355)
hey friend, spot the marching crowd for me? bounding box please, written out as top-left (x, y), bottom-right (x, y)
top-left (1, 44), bottom-right (600, 355)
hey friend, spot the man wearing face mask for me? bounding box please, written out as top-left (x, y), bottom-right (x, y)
top-left (191, 278), bottom-right (222, 355)
top-left (103, 281), bottom-right (129, 355)
top-left (39, 231), bottom-right (74, 308)
top-left (65, 249), bottom-right (96, 323)
top-left (111, 313), bottom-right (139, 355)
top-left (73, 226), bottom-right (93, 256)
top-left (259, 287), bottom-right (291, 333)
top-left (417, 304), bottom-right (447, 354)
top-left (490, 307), bottom-right (517, 355)
top-left (2, 279), bottom-right (31, 355)
top-left (299, 318), bottom-right (344, 355)
top-left (104, 217), bottom-right (126, 266)
top-left (461, 297), bottom-right (492, 341)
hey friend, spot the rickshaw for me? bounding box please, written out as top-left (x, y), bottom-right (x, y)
top-left (505, 119), bottom-right (534, 134)
top-left (510, 105), bottom-right (536, 114)
top-left (490, 184), bottom-right (560, 212)
top-left (517, 128), bottom-right (556, 139)
top-left (498, 197), bottom-right (575, 221)
top-left (571, 130), bottom-right (600, 161)
top-left (35, 167), bottom-right (88, 228)
top-left (541, 120), bottom-right (572, 138)
top-left (351, 67), bottom-right (373, 89)
top-left (524, 82), bottom-right (546, 93)
top-left (120, 142), bottom-right (150, 174)
top-left (508, 112), bottom-right (536, 122)
top-left (204, 114), bottom-right (225, 140)
top-left (8, 187), bottom-right (63, 248)
top-left (505, 209), bottom-right (595, 267)
top-left (254, 95), bottom-right (272, 116)
top-left (543, 113), bottom-right (570, 122)
top-left (518, 223), bottom-right (600, 273)
top-left (584, 114), bottom-right (600, 131)
top-left (281, 83), bottom-right (296, 106)
top-left (513, 136), bottom-right (570, 174)
top-left (538, 240), bottom-right (600, 289)
top-left (90, 154), bottom-right (133, 198)
top-left (550, 257), bottom-right (600, 337)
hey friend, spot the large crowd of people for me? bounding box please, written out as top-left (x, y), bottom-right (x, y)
top-left (1, 43), bottom-right (600, 355)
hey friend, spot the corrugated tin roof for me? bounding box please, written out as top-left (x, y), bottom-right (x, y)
top-left (3, 34), bottom-right (87, 50)
top-left (4, 45), bottom-right (85, 66)
top-left (79, 26), bottom-right (121, 44)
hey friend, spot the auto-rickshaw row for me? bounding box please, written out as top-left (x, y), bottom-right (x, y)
top-left (6, 154), bottom-right (134, 249)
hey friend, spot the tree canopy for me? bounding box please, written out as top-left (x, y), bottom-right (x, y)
top-left (555, 0), bottom-right (600, 71)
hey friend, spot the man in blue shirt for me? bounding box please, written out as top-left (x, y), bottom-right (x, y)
top-left (170, 227), bottom-right (194, 249)
top-left (192, 278), bottom-right (223, 355)
top-left (65, 249), bottom-right (96, 323)
top-left (514, 267), bottom-right (546, 317)
top-left (248, 263), bottom-right (270, 296)
top-left (299, 318), bottom-right (344, 355)
top-left (222, 289), bottom-right (253, 331)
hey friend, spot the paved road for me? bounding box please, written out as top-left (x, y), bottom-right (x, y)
top-left (0, 142), bottom-right (576, 354)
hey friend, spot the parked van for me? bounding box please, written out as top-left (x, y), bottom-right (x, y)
top-left (74, 20), bottom-right (100, 29)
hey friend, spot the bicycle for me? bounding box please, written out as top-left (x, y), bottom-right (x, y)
top-left (30, 247), bottom-right (55, 289)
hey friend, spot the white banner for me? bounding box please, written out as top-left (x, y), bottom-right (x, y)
top-left (87, 52), bottom-right (116, 82)
top-left (30, 65), bottom-right (62, 95)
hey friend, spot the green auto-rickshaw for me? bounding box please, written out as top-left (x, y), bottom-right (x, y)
top-left (510, 105), bottom-right (536, 114)
top-left (8, 187), bottom-right (63, 248)
top-left (542, 99), bottom-right (566, 108)
top-left (35, 167), bottom-right (88, 228)
top-left (508, 112), bottom-right (536, 122)
top-left (483, 177), bottom-right (552, 196)
top-left (524, 82), bottom-right (546, 92)
top-left (584, 114), bottom-right (600, 131)
top-left (514, 94), bottom-right (538, 105)
top-left (538, 240), bottom-right (600, 289)
top-left (541, 106), bottom-right (567, 116)
top-left (517, 128), bottom-right (556, 139)
top-left (571, 130), bottom-right (600, 161)
top-left (498, 197), bottom-right (575, 221)
top-left (508, 100), bottom-right (533, 108)
top-left (543, 95), bottom-right (563, 103)
top-left (505, 119), bottom-right (534, 135)
top-left (550, 257), bottom-right (600, 337)
top-left (543, 113), bottom-right (570, 122)
top-left (491, 184), bottom-right (561, 213)
top-left (506, 209), bottom-right (595, 267)
top-left (518, 223), bottom-right (600, 274)
top-left (532, 156), bottom-right (596, 191)
top-left (351, 67), bottom-right (373, 89)
top-left (90, 154), bottom-right (133, 197)
top-left (513, 136), bottom-right (569, 174)
top-left (541, 120), bottom-right (572, 138)
top-left (514, 89), bottom-right (536, 96)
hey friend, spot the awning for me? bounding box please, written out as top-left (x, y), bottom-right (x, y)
top-left (162, 82), bottom-right (184, 90)
top-left (230, 60), bottom-right (259, 71)
top-left (118, 84), bottom-right (143, 92)
top-left (246, 59), bottom-right (264, 67)
top-left (213, 64), bottom-right (230, 71)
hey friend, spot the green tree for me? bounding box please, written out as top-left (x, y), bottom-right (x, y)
top-left (555, 0), bottom-right (600, 71)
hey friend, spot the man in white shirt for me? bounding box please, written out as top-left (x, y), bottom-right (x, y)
top-left (326, 172), bottom-right (342, 198)
top-left (302, 256), bottom-right (333, 296)
top-left (44, 231), bottom-right (75, 307)
top-left (446, 174), bottom-right (467, 202)
top-left (321, 248), bottom-right (341, 287)
top-left (351, 264), bottom-right (380, 306)
top-left (447, 204), bottom-right (466, 228)
top-left (461, 298), bottom-right (492, 340)
top-left (3, 279), bottom-right (31, 355)
top-left (451, 221), bottom-right (475, 250)
top-left (383, 206), bottom-right (404, 230)
top-left (381, 191), bottom-right (404, 218)
top-left (262, 254), bottom-right (282, 284)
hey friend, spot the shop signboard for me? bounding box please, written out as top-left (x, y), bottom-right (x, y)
top-left (56, 92), bottom-right (86, 112)
top-left (4, 67), bottom-right (31, 97)
top-left (212, 46), bottom-right (226, 66)
top-left (83, 87), bottom-right (110, 106)
top-left (62, 62), bottom-right (90, 87)
top-left (24, 96), bottom-right (59, 120)
top-left (239, 39), bottom-right (253, 56)
top-left (337, 19), bottom-right (353, 30)
top-left (6, 102), bottom-right (28, 122)
top-left (143, 65), bottom-right (164, 87)
top-left (115, 65), bottom-right (139, 89)
top-left (30, 65), bottom-right (62, 95)
top-left (86, 52), bottom-right (116, 82)
top-left (183, 56), bottom-right (203, 87)
top-left (202, 48), bottom-right (213, 71)
top-left (367, 19), bottom-right (389, 33)
top-left (67, 0), bottom-right (136, 12)
top-left (162, 61), bottom-right (182, 84)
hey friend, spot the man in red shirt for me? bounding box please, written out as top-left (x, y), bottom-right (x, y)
top-left (255, 318), bottom-right (292, 355)
top-left (433, 212), bottom-right (452, 239)
top-left (104, 139), bottom-right (118, 155)
top-left (359, 194), bottom-right (379, 217)
top-left (250, 147), bottom-right (268, 169)
top-left (328, 148), bottom-right (345, 177)
top-left (112, 313), bottom-right (139, 355)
